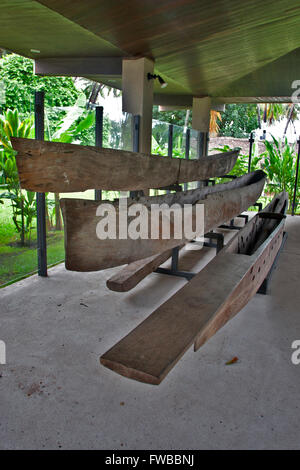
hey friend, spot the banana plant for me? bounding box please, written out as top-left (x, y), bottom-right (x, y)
top-left (212, 144), bottom-right (263, 179)
top-left (0, 109), bottom-right (35, 245)
top-left (51, 92), bottom-right (95, 143)
top-left (262, 135), bottom-right (298, 211)
top-left (48, 93), bottom-right (96, 230)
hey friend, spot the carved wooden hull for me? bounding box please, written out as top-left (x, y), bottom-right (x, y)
top-left (60, 171), bottom-right (266, 271)
top-left (11, 137), bottom-right (239, 192)
top-left (100, 192), bottom-right (288, 385)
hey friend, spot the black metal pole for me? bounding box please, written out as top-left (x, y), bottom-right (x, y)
top-left (184, 128), bottom-right (190, 191)
top-left (197, 131), bottom-right (206, 188)
top-left (133, 114), bottom-right (140, 153)
top-left (292, 137), bottom-right (300, 216)
top-left (95, 106), bottom-right (103, 201)
top-left (35, 90), bottom-right (47, 277)
top-left (168, 124), bottom-right (173, 157)
top-left (205, 131), bottom-right (209, 156)
top-left (248, 132), bottom-right (254, 173)
top-left (197, 132), bottom-right (205, 158)
top-left (130, 115), bottom-right (140, 199)
top-left (166, 124), bottom-right (173, 193)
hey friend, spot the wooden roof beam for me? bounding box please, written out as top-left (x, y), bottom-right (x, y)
top-left (34, 57), bottom-right (123, 76)
top-left (154, 95), bottom-right (300, 107)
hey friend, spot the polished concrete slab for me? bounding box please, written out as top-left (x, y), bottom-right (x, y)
top-left (0, 215), bottom-right (299, 450)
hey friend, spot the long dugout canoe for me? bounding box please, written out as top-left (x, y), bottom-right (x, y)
top-left (11, 137), bottom-right (239, 192)
top-left (100, 192), bottom-right (288, 385)
top-left (60, 170), bottom-right (266, 271)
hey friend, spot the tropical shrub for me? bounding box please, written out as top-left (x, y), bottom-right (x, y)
top-left (262, 136), bottom-right (299, 211)
top-left (0, 109), bottom-right (35, 245)
top-left (212, 144), bottom-right (263, 183)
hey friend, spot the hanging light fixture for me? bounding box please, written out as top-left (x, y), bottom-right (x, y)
top-left (147, 73), bottom-right (168, 88)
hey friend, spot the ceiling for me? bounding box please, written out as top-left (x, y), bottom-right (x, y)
top-left (1, 0), bottom-right (300, 104)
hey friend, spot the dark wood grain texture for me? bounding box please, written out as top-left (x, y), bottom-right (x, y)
top-left (106, 250), bottom-right (173, 292)
top-left (100, 192), bottom-right (288, 385)
top-left (60, 171), bottom-right (265, 271)
top-left (12, 138), bottom-right (239, 192)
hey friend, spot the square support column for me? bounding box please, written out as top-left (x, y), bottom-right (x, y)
top-left (192, 97), bottom-right (211, 133)
top-left (122, 57), bottom-right (154, 154)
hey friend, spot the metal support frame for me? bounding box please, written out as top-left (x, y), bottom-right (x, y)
top-left (155, 246), bottom-right (195, 281)
top-left (156, 183), bottom-right (182, 192)
top-left (184, 128), bottom-right (190, 191)
top-left (155, 231), bottom-right (287, 295)
top-left (95, 106), bottom-right (103, 201)
top-left (166, 124), bottom-right (173, 194)
top-left (248, 131), bottom-right (254, 172)
top-left (155, 231), bottom-right (224, 281)
top-left (205, 131), bottom-right (209, 156)
top-left (197, 131), bottom-right (207, 189)
top-left (204, 179), bottom-right (216, 187)
top-left (130, 115), bottom-right (141, 199)
top-left (35, 91), bottom-right (47, 277)
top-left (292, 137), bottom-right (300, 216)
top-left (219, 214), bottom-right (249, 231)
top-left (168, 124), bottom-right (173, 158)
top-left (202, 231), bottom-right (224, 253)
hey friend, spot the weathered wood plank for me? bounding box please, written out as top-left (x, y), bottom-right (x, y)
top-left (106, 250), bottom-right (173, 292)
top-left (11, 137), bottom-right (239, 192)
top-left (100, 192), bottom-right (288, 385)
top-left (60, 171), bottom-right (266, 271)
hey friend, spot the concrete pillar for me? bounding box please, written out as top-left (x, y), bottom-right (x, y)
top-left (122, 57), bottom-right (154, 154)
top-left (192, 96), bottom-right (211, 133)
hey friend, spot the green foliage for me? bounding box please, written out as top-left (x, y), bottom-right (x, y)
top-left (262, 136), bottom-right (299, 211)
top-left (152, 106), bottom-right (191, 127)
top-left (51, 93), bottom-right (94, 143)
top-left (212, 144), bottom-right (263, 178)
top-left (153, 104), bottom-right (258, 139)
top-left (213, 138), bottom-right (300, 213)
top-left (218, 104), bottom-right (259, 138)
top-left (152, 120), bottom-right (186, 157)
top-left (0, 54), bottom-right (79, 114)
top-left (0, 109), bottom-right (36, 245)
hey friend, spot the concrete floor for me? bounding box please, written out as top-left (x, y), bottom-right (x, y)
top-left (0, 215), bottom-right (300, 450)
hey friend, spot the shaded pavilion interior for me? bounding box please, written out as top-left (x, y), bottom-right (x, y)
top-left (1, 0), bottom-right (300, 103)
top-left (0, 0), bottom-right (300, 450)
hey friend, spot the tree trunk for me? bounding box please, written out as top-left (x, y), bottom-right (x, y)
top-left (55, 193), bottom-right (62, 230)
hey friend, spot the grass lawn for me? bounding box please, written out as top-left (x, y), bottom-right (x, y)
top-left (0, 189), bottom-right (118, 287)
top-left (0, 198), bottom-right (65, 286)
top-left (0, 189), bottom-right (297, 287)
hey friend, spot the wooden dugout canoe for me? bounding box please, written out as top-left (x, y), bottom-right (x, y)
top-left (100, 192), bottom-right (288, 385)
top-left (11, 137), bottom-right (239, 192)
top-left (60, 170), bottom-right (266, 271)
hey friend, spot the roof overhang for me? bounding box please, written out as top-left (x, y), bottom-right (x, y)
top-left (1, 1), bottom-right (300, 104)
